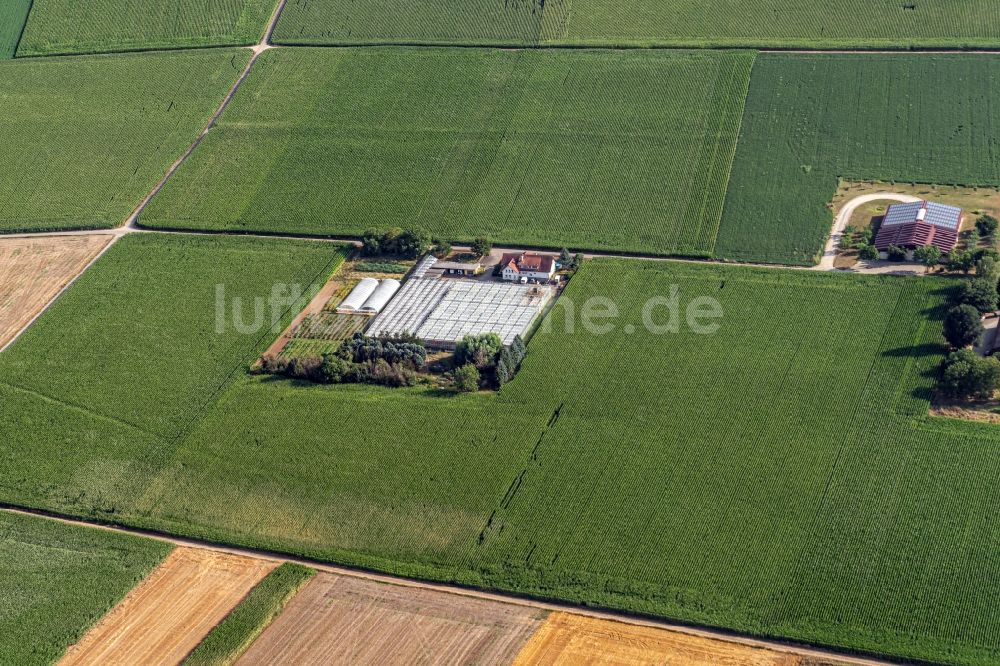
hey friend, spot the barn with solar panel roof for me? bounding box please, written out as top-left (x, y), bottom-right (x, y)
top-left (874, 200), bottom-right (962, 258)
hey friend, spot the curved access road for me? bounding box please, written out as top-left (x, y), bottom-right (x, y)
top-left (819, 192), bottom-right (921, 270)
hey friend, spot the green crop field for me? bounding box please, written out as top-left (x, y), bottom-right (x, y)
top-left (0, 511), bottom-right (170, 665)
top-left (717, 53), bottom-right (1000, 265)
top-left (16, 0), bottom-right (277, 56)
top-left (0, 49), bottom-right (250, 234)
top-left (0, 233), bottom-right (346, 515)
top-left (6, 233), bottom-right (1000, 664)
top-left (185, 563), bottom-right (315, 665)
top-left (0, 0), bottom-right (31, 58)
top-left (274, 0), bottom-right (1000, 49)
top-left (142, 47), bottom-right (753, 257)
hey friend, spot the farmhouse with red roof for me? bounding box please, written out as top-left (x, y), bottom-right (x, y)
top-left (874, 200), bottom-right (961, 257)
top-left (500, 252), bottom-right (556, 282)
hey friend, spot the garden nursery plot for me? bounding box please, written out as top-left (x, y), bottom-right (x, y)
top-left (8, 241), bottom-right (1000, 664)
top-left (0, 0), bottom-right (31, 58)
top-left (16, 0), bottom-right (277, 56)
top-left (717, 53), bottom-right (1000, 266)
top-left (143, 47), bottom-right (753, 257)
top-left (274, 0), bottom-right (1000, 49)
top-left (0, 511), bottom-right (170, 665)
top-left (0, 49), bottom-right (249, 233)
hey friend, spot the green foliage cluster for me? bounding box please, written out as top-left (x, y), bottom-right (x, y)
top-left (0, 512), bottom-right (170, 665)
top-left (719, 54), bottom-right (1000, 265)
top-left (361, 227), bottom-right (431, 259)
top-left (977, 215), bottom-right (1000, 237)
top-left (9, 236), bottom-right (1000, 664)
top-left (274, 0), bottom-right (1000, 49)
top-left (0, 49), bottom-right (250, 233)
top-left (0, 0), bottom-right (31, 58)
top-left (184, 563), bottom-right (315, 666)
top-left (143, 47), bottom-right (754, 257)
top-left (262, 334), bottom-right (426, 388)
top-left (16, 0), bottom-right (277, 56)
top-left (943, 304), bottom-right (984, 349)
top-left (940, 349), bottom-right (1000, 400)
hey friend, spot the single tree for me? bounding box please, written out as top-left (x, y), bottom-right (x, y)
top-left (559, 248), bottom-right (573, 266)
top-left (858, 244), bottom-right (879, 261)
top-left (886, 245), bottom-right (907, 262)
top-left (959, 278), bottom-right (999, 313)
top-left (397, 227), bottom-right (431, 259)
top-left (943, 304), bottom-right (985, 349)
top-left (976, 214), bottom-right (999, 238)
top-left (940, 349), bottom-right (1000, 400)
top-left (453, 364), bottom-right (481, 392)
top-left (573, 253), bottom-right (586, 269)
top-left (470, 237), bottom-right (492, 257)
top-left (432, 237), bottom-right (452, 259)
top-left (947, 249), bottom-right (976, 274)
top-left (976, 255), bottom-right (1000, 284)
top-left (380, 227), bottom-right (404, 255)
top-left (913, 244), bottom-right (941, 267)
top-left (455, 333), bottom-right (503, 369)
top-left (361, 228), bottom-right (382, 256)
top-left (965, 228), bottom-right (979, 252)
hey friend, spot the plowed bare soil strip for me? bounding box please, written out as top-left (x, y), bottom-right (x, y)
top-left (514, 612), bottom-right (833, 666)
top-left (237, 573), bottom-right (544, 665)
top-left (0, 235), bottom-right (112, 349)
top-left (59, 547), bottom-right (276, 666)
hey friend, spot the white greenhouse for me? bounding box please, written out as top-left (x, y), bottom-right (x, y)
top-left (359, 279), bottom-right (401, 314)
top-left (336, 278), bottom-right (379, 313)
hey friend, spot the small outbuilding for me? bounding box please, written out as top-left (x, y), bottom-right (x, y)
top-left (874, 200), bottom-right (961, 256)
top-left (436, 260), bottom-right (484, 277)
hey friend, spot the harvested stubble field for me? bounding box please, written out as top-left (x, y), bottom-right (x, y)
top-left (143, 47), bottom-right (753, 257)
top-left (0, 235), bottom-right (112, 349)
top-left (0, 49), bottom-right (250, 233)
top-left (274, 0), bottom-right (1000, 49)
top-left (60, 548), bottom-right (275, 666)
top-left (0, 0), bottom-right (31, 58)
top-left (16, 0), bottom-right (278, 56)
top-left (718, 53), bottom-right (1000, 265)
top-left (8, 238), bottom-right (1000, 665)
top-left (0, 511), bottom-right (170, 666)
top-left (515, 612), bottom-right (804, 666)
top-left (237, 574), bottom-right (544, 665)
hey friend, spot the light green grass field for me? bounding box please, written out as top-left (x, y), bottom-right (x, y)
top-left (0, 511), bottom-right (171, 665)
top-left (274, 0), bottom-right (1000, 49)
top-left (718, 53), bottom-right (1000, 265)
top-left (0, 0), bottom-right (31, 58)
top-left (5, 233), bottom-right (1000, 664)
top-left (0, 49), bottom-right (250, 233)
top-left (16, 0), bottom-right (277, 56)
top-left (142, 47), bottom-right (753, 257)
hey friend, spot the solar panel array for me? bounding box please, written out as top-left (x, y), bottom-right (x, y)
top-left (368, 278), bottom-right (553, 346)
top-left (883, 201), bottom-right (961, 230)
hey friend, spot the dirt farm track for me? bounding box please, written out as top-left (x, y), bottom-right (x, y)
top-left (58, 547), bottom-right (275, 666)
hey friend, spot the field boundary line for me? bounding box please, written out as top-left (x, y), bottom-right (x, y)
top-left (122, 0), bottom-right (290, 232)
top-left (0, 380), bottom-right (165, 440)
top-left (0, 505), bottom-right (912, 666)
top-left (0, 233), bottom-right (119, 354)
